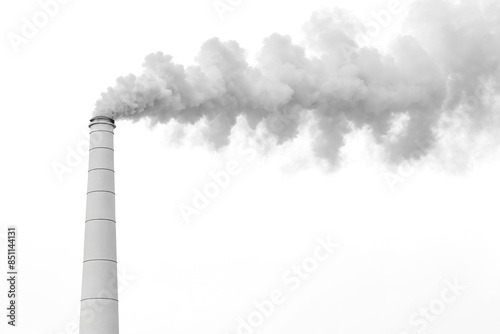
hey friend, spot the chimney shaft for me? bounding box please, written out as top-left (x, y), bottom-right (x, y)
top-left (79, 116), bottom-right (119, 334)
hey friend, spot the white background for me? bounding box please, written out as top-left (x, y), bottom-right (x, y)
top-left (1, 0), bottom-right (499, 333)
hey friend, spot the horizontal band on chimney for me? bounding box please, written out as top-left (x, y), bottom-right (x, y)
top-left (90, 130), bottom-right (114, 135)
top-left (87, 190), bottom-right (115, 195)
top-left (89, 147), bottom-right (114, 152)
top-left (83, 259), bottom-right (118, 263)
top-left (88, 168), bottom-right (115, 173)
top-left (85, 218), bottom-right (116, 223)
top-left (89, 121), bottom-right (116, 129)
top-left (81, 298), bottom-right (119, 302)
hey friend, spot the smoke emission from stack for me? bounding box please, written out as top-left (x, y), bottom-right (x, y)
top-left (94, 0), bottom-right (500, 165)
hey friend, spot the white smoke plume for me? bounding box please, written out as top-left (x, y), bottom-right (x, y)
top-left (94, 0), bottom-right (500, 165)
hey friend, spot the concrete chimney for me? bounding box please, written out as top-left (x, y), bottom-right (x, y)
top-left (79, 116), bottom-right (119, 334)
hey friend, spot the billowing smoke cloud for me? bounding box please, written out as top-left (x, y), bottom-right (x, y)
top-left (95, 0), bottom-right (500, 165)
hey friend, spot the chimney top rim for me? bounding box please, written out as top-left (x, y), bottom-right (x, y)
top-left (89, 116), bottom-right (116, 128)
top-left (90, 116), bottom-right (115, 123)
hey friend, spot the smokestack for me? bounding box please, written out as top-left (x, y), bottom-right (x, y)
top-left (79, 116), bottom-right (119, 334)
